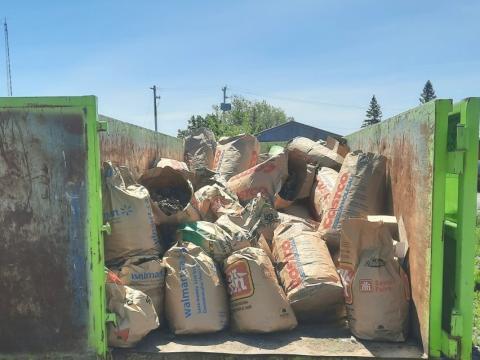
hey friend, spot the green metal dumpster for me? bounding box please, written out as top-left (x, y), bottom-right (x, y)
top-left (0, 96), bottom-right (478, 359)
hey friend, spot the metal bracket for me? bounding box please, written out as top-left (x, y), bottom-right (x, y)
top-left (97, 120), bottom-right (108, 132)
top-left (443, 219), bottom-right (457, 241)
top-left (101, 222), bottom-right (111, 235)
top-left (446, 151), bottom-right (464, 174)
top-left (441, 330), bottom-right (459, 358)
top-left (450, 311), bottom-right (464, 337)
top-left (446, 124), bottom-right (467, 174)
top-left (105, 312), bottom-right (117, 326)
top-left (455, 124), bottom-right (466, 150)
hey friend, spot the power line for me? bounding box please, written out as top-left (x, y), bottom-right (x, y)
top-left (4, 18), bottom-right (12, 96)
top-left (232, 88), bottom-right (369, 110)
top-left (149, 85), bottom-right (406, 112)
top-left (157, 86), bottom-right (368, 109)
top-left (239, 88), bottom-right (409, 112)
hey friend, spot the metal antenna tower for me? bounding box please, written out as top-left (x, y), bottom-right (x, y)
top-left (4, 18), bottom-right (12, 96)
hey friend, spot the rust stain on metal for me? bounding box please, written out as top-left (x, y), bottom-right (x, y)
top-left (99, 115), bottom-right (184, 179)
top-left (101, 135), bottom-right (159, 178)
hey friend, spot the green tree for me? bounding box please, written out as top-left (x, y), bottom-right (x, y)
top-left (177, 95), bottom-right (293, 138)
top-left (419, 80), bottom-right (437, 104)
top-left (361, 95), bottom-right (382, 128)
top-left (177, 114), bottom-right (222, 138)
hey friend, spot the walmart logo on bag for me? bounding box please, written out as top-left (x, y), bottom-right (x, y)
top-left (103, 204), bottom-right (134, 220)
top-left (131, 271), bottom-right (163, 281)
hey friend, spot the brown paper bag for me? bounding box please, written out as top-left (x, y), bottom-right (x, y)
top-left (339, 218), bottom-right (410, 341)
top-left (257, 152), bottom-right (270, 163)
top-left (272, 221), bottom-right (344, 321)
top-left (106, 270), bottom-right (159, 348)
top-left (216, 194), bottom-right (281, 247)
top-left (256, 234), bottom-right (274, 262)
top-left (326, 136), bottom-right (350, 158)
top-left (114, 256), bottom-right (165, 320)
top-left (310, 167), bottom-right (339, 221)
top-left (286, 137), bottom-right (344, 171)
top-left (102, 162), bottom-right (161, 264)
top-left (319, 151), bottom-right (386, 249)
top-left (184, 127), bottom-right (217, 170)
top-left (274, 194), bottom-right (294, 209)
top-left (280, 200), bottom-right (316, 223)
top-left (193, 184), bottom-right (244, 222)
top-left (139, 166), bottom-right (201, 225)
top-left (224, 247), bottom-right (297, 333)
top-left (278, 212), bottom-right (320, 230)
top-left (277, 141), bottom-right (327, 205)
top-left (155, 158), bottom-right (194, 183)
top-left (215, 214), bottom-right (251, 244)
top-left (296, 164), bottom-right (317, 200)
top-left (164, 243), bottom-right (229, 334)
top-left (366, 215), bottom-right (399, 239)
top-left (227, 151), bottom-right (288, 203)
top-left (213, 134), bottom-right (260, 179)
top-left (275, 158), bottom-right (307, 207)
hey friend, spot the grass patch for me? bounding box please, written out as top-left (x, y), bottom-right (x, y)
top-left (476, 231), bottom-right (480, 289)
top-left (474, 290), bottom-right (480, 347)
top-left (474, 228), bottom-right (480, 347)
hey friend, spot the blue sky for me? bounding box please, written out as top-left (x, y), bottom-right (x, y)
top-left (3, 1), bottom-right (480, 136)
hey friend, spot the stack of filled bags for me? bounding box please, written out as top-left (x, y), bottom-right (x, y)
top-left (101, 131), bottom-right (411, 348)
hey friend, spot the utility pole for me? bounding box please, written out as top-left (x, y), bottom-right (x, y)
top-left (4, 18), bottom-right (12, 96)
top-left (220, 85), bottom-right (231, 112)
top-left (150, 85), bottom-right (161, 132)
top-left (222, 86), bottom-right (228, 104)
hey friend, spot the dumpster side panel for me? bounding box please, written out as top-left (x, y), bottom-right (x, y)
top-left (0, 104), bottom-right (90, 353)
top-left (345, 100), bottom-right (449, 355)
top-left (99, 115), bottom-right (184, 179)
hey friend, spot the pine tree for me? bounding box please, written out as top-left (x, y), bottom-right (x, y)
top-left (419, 80), bottom-right (436, 104)
top-left (361, 95), bottom-right (382, 128)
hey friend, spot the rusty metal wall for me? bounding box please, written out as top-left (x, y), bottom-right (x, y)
top-left (346, 101), bottom-right (441, 353)
top-left (0, 109), bottom-right (89, 353)
top-left (99, 115), bottom-right (184, 179)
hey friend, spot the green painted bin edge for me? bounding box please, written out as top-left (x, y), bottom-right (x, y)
top-left (429, 98), bottom-right (479, 359)
top-left (0, 96), bottom-right (107, 359)
top-left (441, 98), bottom-right (479, 359)
top-left (429, 99), bottom-right (452, 358)
top-left (453, 98), bottom-right (480, 360)
top-left (85, 96), bottom-right (108, 359)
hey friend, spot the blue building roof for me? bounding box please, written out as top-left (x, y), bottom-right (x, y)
top-left (255, 121), bottom-right (342, 142)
